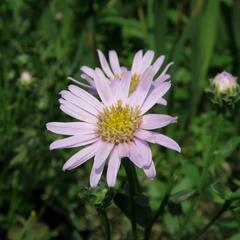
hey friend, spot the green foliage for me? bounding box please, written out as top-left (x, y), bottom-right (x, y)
top-left (0, 0), bottom-right (240, 239)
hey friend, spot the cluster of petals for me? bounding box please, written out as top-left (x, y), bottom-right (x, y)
top-left (47, 50), bottom-right (180, 187)
top-left (80, 50), bottom-right (173, 105)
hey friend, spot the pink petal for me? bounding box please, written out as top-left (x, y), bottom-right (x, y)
top-left (134, 138), bottom-right (152, 168)
top-left (97, 50), bottom-right (114, 79)
top-left (159, 62), bottom-right (174, 77)
top-left (141, 114), bottom-right (177, 130)
top-left (135, 129), bottom-right (181, 152)
top-left (80, 74), bottom-right (96, 87)
top-left (140, 82), bottom-right (171, 114)
top-left (68, 84), bottom-right (103, 111)
top-left (154, 74), bottom-right (170, 86)
top-left (143, 161), bottom-right (156, 179)
top-left (128, 142), bottom-right (144, 168)
top-left (114, 71), bottom-right (131, 102)
top-left (157, 98), bottom-right (167, 105)
top-left (68, 76), bottom-right (93, 89)
top-left (140, 50), bottom-right (155, 73)
top-left (129, 67), bottom-right (155, 107)
top-left (131, 50), bottom-right (143, 74)
top-left (60, 91), bottom-right (99, 116)
top-left (60, 105), bottom-right (82, 121)
top-left (63, 141), bottom-right (99, 171)
top-left (59, 99), bottom-right (97, 123)
top-left (90, 161), bottom-right (105, 187)
top-left (93, 140), bottom-right (114, 169)
top-left (94, 68), bottom-right (114, 105)
top-left (153, 55), bottom-right (165, 73)
top-left (46, 122), bottom-right (95, 135)
top-left (107, 146), bottom-right (121, 187)
top-left (109, 50), bottom-right (122, 75)
top-left (118, 143), bottom-right (129, 158)
top-left (80, 66), bottom-right (95, 78)
top-left (50, 133), bottom-right (98, 150)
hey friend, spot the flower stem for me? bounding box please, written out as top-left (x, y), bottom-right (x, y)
top-left (123, 159), bottom-right (139, 240)
top-left (99, 210), bottom-right (111, 240)
top-left (192, 200), bottom-right (231, 240)
top-left (144, 176), bottom-right (175, 240)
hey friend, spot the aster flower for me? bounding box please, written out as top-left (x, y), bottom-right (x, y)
top-left (77, 50), bottom-right (172, 105)
top-left (47, 66), bottom-right (180, 187)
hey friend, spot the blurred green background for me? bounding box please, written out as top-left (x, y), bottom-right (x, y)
top-left (0, 0), bottom-right (240, 239)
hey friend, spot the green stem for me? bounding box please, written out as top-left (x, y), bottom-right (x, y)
top-left (192, 200), bottom-right (231, 240)
top-left (123, 159), bottom-right (139, 240)
top-left (99, 210), bottom-right (111, 240)
top-left (144, 176), bottom-right (175, 240)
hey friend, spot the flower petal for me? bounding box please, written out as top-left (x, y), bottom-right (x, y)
top-left (159, 62), bottom-right (174, 77)
top-left (50, 133), bottom-right (98, 150)
top-left (143, 161), bottom-right (156, 179)
top-left (109, 50), bottom-right (122, 75)
top-left (131, 50), bottom-right (143, 74)
top-left (154, 74), bottom-right (170, 86)
top-left (134, 138), bottom-right (152, 168)
top-left (118, 143), bottom-right (129, 158)
top-left (80, 74), bottom-right (96, 87)
top-left (153, 55), bottom-right (165, 73)
top-left (140, 50), bottom-right (155, 73)
top-left (141, 114), bottom-right (177, 130)
top-left (140, 81), bottom-right (171, 114)
top-left (129, 67), bottom-right (155, 107)
top-left (97, 49), bottom-right (114, 79)
top-left (157, 98), bottom-right (167, 106)
top-left (107, 146), bottom-right (121, 187)
top-left (46, 122), bottom-right (95, 135)
top-left (68, 84), bottom-right (103, 111)
top-left (94, 68), bottom-right (114, 105)
top-left (135, 129), bottom-right (181, 152)
top-left (80, 66), bottom-right (95, 78)
top-left (60, 99), bottom-right (97, 123)
top-left (93, 140), bottom-right (114, 169)
top-left (90, 161), bottom-right (105, 187)
top-left (62, 141), bottom-right (99, 171)
top-left (128, 142), bottom-right (144, 168)
top-left (114, 71), bottom-right (131, 102)
top-left (60, 91), bottom-right (99, 115)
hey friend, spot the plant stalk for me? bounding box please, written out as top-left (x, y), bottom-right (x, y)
top-left (123, 159), bottom-right (139, 240)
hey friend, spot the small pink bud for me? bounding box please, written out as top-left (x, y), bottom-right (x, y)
top-left (212, 71), bottom-right (238, 93)
top-left (20, 70), bottom-right (32, 85)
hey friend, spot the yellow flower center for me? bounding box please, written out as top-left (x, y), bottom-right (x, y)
top-left (110, 73), bottom-right (123, 81)
top-left (130, 73), bottom-right (140, 94)
top-left (97, 100), bottom-right (142, 144)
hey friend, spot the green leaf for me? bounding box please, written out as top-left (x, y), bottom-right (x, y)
top-left (114, 192), bottom-right (152, 227)
top-left (213, 136), bottom-right (240, 167)
top-left (170, 189), bottom-right (197, 203)
top-left (211, 182), bottom-right (232, 200)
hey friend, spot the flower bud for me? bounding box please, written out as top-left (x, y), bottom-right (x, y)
top-left (212, 71), bottom-right (238, 94)
top-left (20, 70), bottom-right (33, 86)
top-left (208, 71), bottom-right (240, 107)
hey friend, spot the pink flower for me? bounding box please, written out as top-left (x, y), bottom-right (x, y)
top-left (47, 66), bottom-right (180, 187)
top-left (78, 50), bottom-right (172, 105)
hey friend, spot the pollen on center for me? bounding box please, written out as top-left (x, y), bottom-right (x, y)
top-left (130, 73), bottom-right (140, 94)
top-left (97, 100), bottom-right (142, 144)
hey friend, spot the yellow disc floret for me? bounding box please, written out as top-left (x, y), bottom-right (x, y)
top-left (97, 100), bottom-right (142, 144)
top-left (130, 73), bottom-right (140, 94)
